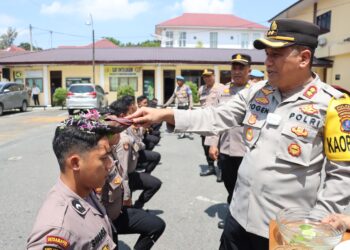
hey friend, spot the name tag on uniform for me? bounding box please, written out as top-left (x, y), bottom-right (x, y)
top-left (266, 113), bottom-right (281, 126)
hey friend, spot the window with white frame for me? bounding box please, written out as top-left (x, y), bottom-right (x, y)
top-left (241, 33), bottom-right (249, 48)
top-left (210, 32), bottom-right (218, 48)
top-left (179, 32), bottom-right (186, 47)
top-left (109, 77), bottom-right (138, 92)
top-left (165, 31), bottom-right (173, 47)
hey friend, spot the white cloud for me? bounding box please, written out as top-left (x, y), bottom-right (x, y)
top-left (181, 0), bottom-right (234, 14)
top-left (0, 14), bottom-right (19, 27)
top-left (40, 0), bottom-right (150, 20)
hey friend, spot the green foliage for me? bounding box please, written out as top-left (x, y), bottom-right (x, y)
top-left (186, 81), bottom-right (199, 103)
top-left (116, 85), bottom-right (135, 99)
top-left (18, 42), bottom-right (42, 51)
top-left (103, 37), bottom-right (160, 47)
top-left (53, 88), bottom-right (68, 108)
top-left (0, 27), bottom-right (18, 49)
top-left (195, 41), bottom-right (203, 48)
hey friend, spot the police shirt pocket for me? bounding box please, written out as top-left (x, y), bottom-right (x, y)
top-left (276, 123), bottom-right (319, 167)
top-left (242, 114), bottom-right (266, 149)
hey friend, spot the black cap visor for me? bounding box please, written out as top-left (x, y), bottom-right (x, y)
top-left (253, 37), bottom-right (295, 50)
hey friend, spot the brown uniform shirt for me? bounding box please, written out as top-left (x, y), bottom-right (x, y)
top-left (164, 84), bottom-right (193, 108)
top-left (27, 179), bottom-right (116, 250)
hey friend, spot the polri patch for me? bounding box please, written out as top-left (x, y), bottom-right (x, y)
top-left (335, 104), bottom-right (350, 133)
top-left (261, 87), bottom-right (274, 96)
top-left (291, 126), bottom-right (308, 138)
top-left (303, 85), bottom-right (318, 99)
top-left (46, 236), bottom-right (69, 249)
top-left (102, 244), bottom-right (111, 250)
top-left (300, 104), bottom-right (319, 115)
top-left (43, 247), bottom-right (61, 250)
top-left (288, 143), bottom-right (301, 157)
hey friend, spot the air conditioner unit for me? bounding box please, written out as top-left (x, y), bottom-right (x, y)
top-left (318, 37), bottom-right (327, 47)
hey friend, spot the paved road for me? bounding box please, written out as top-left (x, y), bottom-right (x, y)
top-left (0, 109), bottom-right (227, 250)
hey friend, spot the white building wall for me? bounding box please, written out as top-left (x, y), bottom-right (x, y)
top-left (160, 28), bottom-right (265, 49)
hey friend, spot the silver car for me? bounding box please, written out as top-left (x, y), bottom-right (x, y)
top-left (0, 82), bottom-right (29, 116)
top-left (66, 83), bottom-right (108, 115)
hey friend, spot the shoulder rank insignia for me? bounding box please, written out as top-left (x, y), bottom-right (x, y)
top-left (303, 85), bottom-right (318, 99)
top-left (95, 187), bottom-right (102, 194)
top-left (261, 87), bottom-right (274, 96)
top-left (46, 235), bottom-right (70, 249)
top-left (255, 97), bottom-right (269, 105)
top-left (223, 88), bottom-right (230, 94)
top-left (102, 245), bottom-right (110, 250)
top-left (114, 176), bottom-right (122, 185)
top-left (291, 126), bottom-right (308, 138)
top-left (288, 143), bottom-right (301, 157)
top-left (300, 104), bottom-right (319, 115)
top-left (71, 199), bottom-right (87, 216)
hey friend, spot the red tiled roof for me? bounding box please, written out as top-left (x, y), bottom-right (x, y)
top-left (156, 13), bottom-right (267, 29)
top-left (4, 45), bottom-right (26, 52)
top-left (58, 39), bottom-right (118, 49)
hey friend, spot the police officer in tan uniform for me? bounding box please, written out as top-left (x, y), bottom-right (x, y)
top-left (164, 75), bottom-right (193, 139)
top-left (128, 19), bottom-right (350, 250)
top-left (27, 112), bottom-right (118, 250)
top-left (206, 54), bottom-right (251, 228)
top-left (198, 69), bottom-right (225, 177)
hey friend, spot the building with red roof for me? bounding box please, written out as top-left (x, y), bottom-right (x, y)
top-left (155, 13), bottom-right (267, 49)
top-left (58, 38), bottom-right (118, 49)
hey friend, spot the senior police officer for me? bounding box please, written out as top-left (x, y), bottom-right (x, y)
top-left (27, 112), bottom-right (119, 250)
top-left (206, 53), bottom-right (251, 228)
top-left (198, 69), bottom-right (225, 177)
top-left (127, 19), bottom-right (350, 250)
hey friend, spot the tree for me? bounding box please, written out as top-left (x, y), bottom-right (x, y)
top-left (186, 81), bottom-right (199, 103)
top-left (195, 41), bottom-right (203, 48)
top-left (18, 42), bottom-right (42, 51)
top-left (53, 88), bottom-right (68, 108)
top-left (103, 37), bottom-right (123, 46)
top-left (0, 27), bottom-right (18, 49)
top-left (116, 85), bottom-right (135, 99)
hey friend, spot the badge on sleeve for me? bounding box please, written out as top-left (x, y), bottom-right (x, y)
top-left (288, 143), bottom-right (301, 157)
top-left (46, 236), bottom-right (70, 249)
top-left (291, 126), bottom-right (308, 138)
top-left (300, 104), bottom-right (319, 115)
top-left (303, 85), bottom-right (318, 99)
top-left (71, 199), bottom-right (87, 216)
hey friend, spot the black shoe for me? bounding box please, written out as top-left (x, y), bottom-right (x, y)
top-left (200, 165), bottom-right (215, 176)
top-left (218, 221), bottom-right (225, 229)
top-left (216, 168), bottom-right (222, 182)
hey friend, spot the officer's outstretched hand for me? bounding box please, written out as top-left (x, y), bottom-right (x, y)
top-left (126, 107), bottom-right (175, 128)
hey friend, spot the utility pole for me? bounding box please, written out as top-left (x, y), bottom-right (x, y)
top-left (86, 14), bottom-right (95, 84)
top-left (50, 30), bottom-right (53, 49)
top-left (29, 24), bottom-right (33, 51)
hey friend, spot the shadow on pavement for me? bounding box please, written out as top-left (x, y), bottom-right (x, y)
top-left (204, 203), bottom-right (228, 220)
top-left (146, 209), bottom-right (164, 216)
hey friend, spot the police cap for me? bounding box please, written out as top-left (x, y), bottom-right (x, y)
top-left (202, 69), bottom-right (214, 77)
top-left (254, 19), bottom-right (320, 50)
top-left (231, 53), bottom-right (251, 65)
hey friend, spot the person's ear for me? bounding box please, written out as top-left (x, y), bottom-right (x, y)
top-left (299, 49), bottom-right (312, 69)
top-left (66, 154), bottom-right (81, 171)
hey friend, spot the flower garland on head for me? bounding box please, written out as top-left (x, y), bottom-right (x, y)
top-left (59, 109), bottom-right (133, 134)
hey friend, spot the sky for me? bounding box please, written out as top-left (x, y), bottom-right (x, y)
top-left (0, 0), bottom-right (298, 49)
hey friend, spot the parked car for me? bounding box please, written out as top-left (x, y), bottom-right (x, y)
top-left (0, 82), bottom-right (29, 116)
top-left (66, 83), bottom-right (108, 115)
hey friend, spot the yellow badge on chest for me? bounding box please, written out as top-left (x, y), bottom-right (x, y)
top-left (324, 94), bottom-right (350, 161)
top-left (114, 176), bottom-right (122, 185)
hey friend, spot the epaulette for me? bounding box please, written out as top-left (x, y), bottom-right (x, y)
top-left (322, 84), bottom-right (344, 99)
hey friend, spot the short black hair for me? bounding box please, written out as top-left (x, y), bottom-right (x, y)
top-left (137, 95), bottom-right (148, 104)
top-left (109, 99), bottom-right (129, 117)
top-left (120, 95), bottom-right (135, 107)
top-left (52, 126), bottom-right (108, 172)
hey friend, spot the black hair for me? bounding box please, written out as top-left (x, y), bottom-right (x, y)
top-left (137, 95), bottom-right (148, 104)
top-left (120, 95), bottom-right (135, 107)
top-left (52, 126), bottom-right (108, 172)
top-left (109, 99), bottom-right (129, 117)
top-left (293, 45), bottom-right (315, 68)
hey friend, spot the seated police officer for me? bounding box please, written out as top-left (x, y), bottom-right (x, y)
top-left (27, 111), bottom-right (118, 250)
